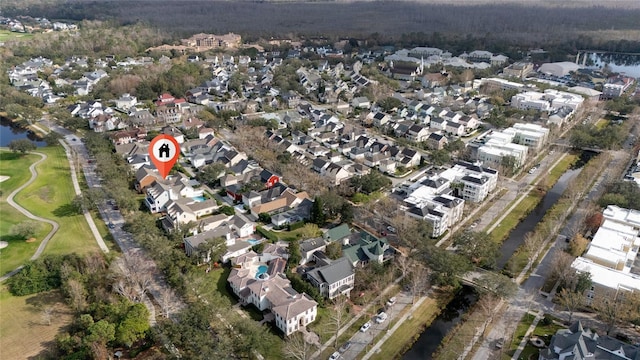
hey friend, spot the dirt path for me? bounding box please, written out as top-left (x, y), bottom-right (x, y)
top-left (0, 152), bottom-right (59, 282)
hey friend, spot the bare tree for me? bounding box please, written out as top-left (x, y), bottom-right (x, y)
top-left (283, 332), bottom-right (316, 360)
top-left (476, 293), bottom-right (501, 336)
top-left (395, 254), bottom-right (412, 279)
top-left (550, 251), bottom-right (575, 287)
top-left (523, 231), bottom-right (543, 259)
top-left (110, 253), bottom-right (153, 303)
top-left (557, 288), bottom-right (583, 323)
top-left (409, 263), bottom-right (429, 304)
top-left (592, 289), bottom-right (628, 335)
top-left (41, 306), bottom-right (54, 325)
top-left (158, 287), bottom-right (180, 319)
top-left (66, 278), bottom-right (88, 312)
top-left (327, 295), bottom-right (350, 348)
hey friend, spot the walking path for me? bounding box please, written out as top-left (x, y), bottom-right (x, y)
top-left (0, 151), bottom-right (59, 282)
top-left (59, 140), bottom-right (109, 253)
top-left (511, 310), bottom-right (543, 360)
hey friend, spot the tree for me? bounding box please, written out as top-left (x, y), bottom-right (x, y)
top-left (9, 220), bottom-right (41, 239)
top-left (310, 196), bottom-right (326, 225)
top-left (475, 272), bottom-right (517, 299)
top-left (85, 319), bottom-right (116, 346)
top-left (377, 96), bottom-right (402, 112)
top-left (592, 289), bottom-right (627, 335)
top-left (500, 155), bottom-right (518, 176)
top-left (195, 236), bottom-right (227, 264)
top-left (116, 303), bottom-right (150, 347)
top-left (43, 131), bottom-right (62, 146)
top-left (158, 287), bottom-right (180, 319)
top-left (8, 139), bottom-right (37, 154)
top-left (409, 263), bottom-right (430, 303)
top-left (558, 288), bottom-right (583, 323)
top-left (65, 278), bottom-right (87, 312)
top-left (567, 234), bottom-right (589, 257)
top-left (283, 332), bottom-right (316, 360)
top-left (423, 246), bottom-right (472, 288)
top-left (453, 231), bottom-right (500, 269)
top-left (196, 163), bottom-right (225, 186)
top-left (431, 149), bottom-right (451, 166)
top-left (328, 295), bottom-right (349, 348)
top-left (550, 251), bottom-right (576, 288)
top-left (325, 242), bottom-right (342, 260)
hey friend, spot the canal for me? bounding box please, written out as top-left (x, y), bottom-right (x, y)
top-left (402, 286), bottom-right (478, 360)
top-left (495, 166), bottom-right (582, 269)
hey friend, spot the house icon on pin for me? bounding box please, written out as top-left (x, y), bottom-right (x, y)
top-left (158, 143), bottom-right (170, 158)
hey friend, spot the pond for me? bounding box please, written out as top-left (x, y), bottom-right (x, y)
top-left (0, 117), bottom-right (46, 147)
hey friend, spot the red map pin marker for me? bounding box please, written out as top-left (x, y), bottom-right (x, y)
top-left (149, 134), bottom-right (180, 179)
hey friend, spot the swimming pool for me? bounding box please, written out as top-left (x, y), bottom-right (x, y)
top-left (192, 196), bottom-right (206, 202)
top-left (247, 238), bottom-right (260, 246)
top-left (255, 264), bottom-right (268, 280)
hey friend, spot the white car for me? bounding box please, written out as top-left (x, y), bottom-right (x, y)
top-left (386, 297), bottom-right (397, 306)
top-left (375, 312), bottom-right (388, 323)
top-left (329, 351), bottom-right (341, 360)
top-left (360, 321), bottom-right (371, 332)
top-left (386, 226), bottom-right (396, 233)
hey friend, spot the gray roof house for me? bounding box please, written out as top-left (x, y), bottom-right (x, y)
top-left (539, 321), bottom-right (640, 360)
top-left (305, 257), bottom-right (355, 299)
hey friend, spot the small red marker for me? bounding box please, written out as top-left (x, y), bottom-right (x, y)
top-left (149, 134), bottom-right (180, 179)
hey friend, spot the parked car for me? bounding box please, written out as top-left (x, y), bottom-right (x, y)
top-left (495, 338), bottom-right (505, 349)
top-left (108, 222), bottom-right (115, 229)
top-left (386, 226), bottom-right (396, 233)
top-left (329, 351), bottom-right (341, 360)
top-left (375, 311), bottom-right (388, 323)
top-left (339, 341), bottom-right (352, 353)
top-left (386, 297), bottom-right (397, 307)
top-left (360, 321), bottom-right (371, 332)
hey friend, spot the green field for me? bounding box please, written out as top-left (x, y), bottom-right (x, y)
top-left (0, 29), bottom-right (34, 42)
top-left (12, 146), bottom-right (101, 256)
top-left (0, 145), bottom-right (103, 357)
top-left (0, 152), bottom-right (53, 276)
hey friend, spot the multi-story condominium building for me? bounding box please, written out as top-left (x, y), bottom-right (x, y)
top-left (476, 132), bottom-right (529, 169)
top-left (439, 161), bottom-right (499, 203)
top-left (504, 123), bottom-right (550, 152)
top-left (572, 205), bottom-right (640, 303)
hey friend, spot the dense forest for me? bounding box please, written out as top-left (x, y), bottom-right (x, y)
top-left (4, 0), bottom-right (640, 51)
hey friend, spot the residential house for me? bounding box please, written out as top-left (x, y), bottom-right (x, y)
top-left (228, 252), bottom-right (318, 336)
top-left (300, 238), bottom-right (328, 264)
top-left (406, 124), bottom-right (430, 142)
top-left (539, 321), bottom-right (640, 360)
top-left (343, 232), bottom-right (394, 267)
top-left (322, 223), bottom-right (353, 245)
top-left (426, 133), bottom-right (448, 150)
top-left (305, 257), bottom-right (355, 299)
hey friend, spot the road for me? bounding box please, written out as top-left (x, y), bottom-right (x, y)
top-left (0, 151), bottom-right (59, 282)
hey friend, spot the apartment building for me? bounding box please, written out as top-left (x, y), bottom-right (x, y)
top-left (572, 205), bottom-right (640, 302)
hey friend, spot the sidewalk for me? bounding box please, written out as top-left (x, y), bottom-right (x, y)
top-left (310, 277), bottom-right (403, 359)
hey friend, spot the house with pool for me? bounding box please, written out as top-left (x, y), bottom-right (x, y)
top-left (228, 250), bottom-right (318, 336)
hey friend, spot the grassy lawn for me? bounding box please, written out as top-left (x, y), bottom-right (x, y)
top-left (0, 29), bottom-right (34, 42)
top-left (489, 193), bottom-right (541, 243)
top-left (12, 146), bottom-right (101, 256)
top-left (0, 151), bottom-right (53, 275)
top-left (540, 154), bottom-right (578, 189)
top-left (594, 118), bottom-right (609, 130)
top-left (265, 224), bottom-right (322, 242)
top-left (0, 286), bottom-right (73, 359)
top-left (370, 291), bottom-right (451, 360)
top-left (504, 313), bottom-right (563, 360)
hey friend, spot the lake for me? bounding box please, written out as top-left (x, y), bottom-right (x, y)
top-left (0, 117), bottom-right (46, 147)
top-left (588, 52), bottom-right (640, 78)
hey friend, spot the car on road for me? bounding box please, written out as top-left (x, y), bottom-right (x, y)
top-left (108, 222), bottom-right (115, 229)
top-left (386, 297), bottom-right (397, 307)
top-left (339, 341), bottom-right (352, 353)
top-left (360, 321), bottom-right (371, 332)
top-left (495, 338), bottom-right (505, 349)
top-left (329, 351), bottom-right (341, 360)
top-left (375, 311), bottom-right (388, 323)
